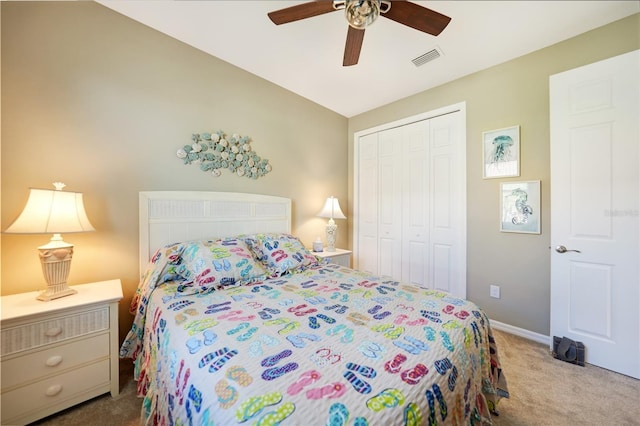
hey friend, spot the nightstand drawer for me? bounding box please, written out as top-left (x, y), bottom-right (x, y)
top-left (314, 248), bottom-right (352, 268)
top-left (1, 307), bottom-right (109, 356)
top-left (1, 358), bottom-right (110, 424)
top-left (1, 332), bottom-right (110, 390)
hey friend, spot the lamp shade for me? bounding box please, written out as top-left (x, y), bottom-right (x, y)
top-left (4, 183), bottom-right (94, 301)
top-left (317, 196), bottom-right (346, 220)
top-left (5, 186), bottom-right (95, 234)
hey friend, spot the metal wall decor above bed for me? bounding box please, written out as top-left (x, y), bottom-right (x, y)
top-left (176, 131), bottom-right (272, 179)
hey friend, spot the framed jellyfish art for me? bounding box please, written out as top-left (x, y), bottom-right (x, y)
top-left (500, 180), bottom-right (541, 234)
top-left (483, 125), bottom-right (520, 178)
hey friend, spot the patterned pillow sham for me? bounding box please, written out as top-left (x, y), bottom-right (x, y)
top-left (129, 241), bottom-right (188, 316)
top-left (175, 238), bottom-right (269, 290)
top-left (243, 233), bottom-right (319, 277)
top-left (148, 240), bottom-right (186, 283)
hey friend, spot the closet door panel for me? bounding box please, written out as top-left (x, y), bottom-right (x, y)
top-left (356, 133), bottom-right (379, 273)
top-left (433, 244), bottom-right (453, 292)
top-left (407, 241), bottom-right (428, 285)
top-left (402, 120), bottom-right (429, 286)
top-left (429, 113), bottom-right (463, 295)
top-left (378, 127), bottom-right (403, 279)
top-left (379, 238), bottom-right (396, 277)
top-left (431, 155), bottom-right (453, 292)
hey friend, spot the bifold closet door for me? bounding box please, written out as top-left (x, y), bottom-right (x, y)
top-left (401, 120), bottom-right (430, 286)
top-left (355, 109), bottom-right (465, 297)
top-left (428, 112), bottom-right (464, 295)
top-left (356, 119), bottom-right (429, 286)
top-left (356, 131), bottom-right (379, 276)
top-left (377, 126), bottom-right (403, 280)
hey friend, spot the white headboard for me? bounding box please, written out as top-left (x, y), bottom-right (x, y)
top-left (139, 191), bottom-right (291, 274)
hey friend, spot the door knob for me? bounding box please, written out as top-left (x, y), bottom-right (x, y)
top-left (555, 245), bottom-right (581, 253)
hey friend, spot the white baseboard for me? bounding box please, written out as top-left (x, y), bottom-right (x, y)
top-left (489, 319), bottom-right (551, 346)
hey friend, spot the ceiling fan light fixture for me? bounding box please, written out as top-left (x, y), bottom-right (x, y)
top-left (345, 0), bottom-right (380, 29)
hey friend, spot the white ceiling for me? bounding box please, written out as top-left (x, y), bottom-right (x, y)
top-left (97, 1), bottom-right (639, 117)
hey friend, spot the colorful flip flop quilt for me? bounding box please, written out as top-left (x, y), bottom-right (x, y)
top-left (121, 239), bottom-right (509, 425)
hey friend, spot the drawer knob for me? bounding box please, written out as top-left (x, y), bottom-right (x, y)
top-left (45, 327), bottom-right (63, 337)
top-left (45, 355), bottom-right (63, 367)
top-left (45, 384), bottom-right (63, 397)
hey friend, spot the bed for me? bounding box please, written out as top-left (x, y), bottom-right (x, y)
top-left (121, 191), bottom-right (509, 425)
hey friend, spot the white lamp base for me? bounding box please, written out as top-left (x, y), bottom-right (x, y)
top-left (325, 220), bottom-right (338, 252)
top-left (37, 236), bottom-right (77, 301)
top-left (37, 285), bottom-right (78, 301)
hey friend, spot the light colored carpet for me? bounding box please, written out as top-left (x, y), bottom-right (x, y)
top-left (32, 329), bottom-right (640, 425)
top-left (490, 330), bottom-right (640, 426)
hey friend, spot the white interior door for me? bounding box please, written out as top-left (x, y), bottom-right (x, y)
top-left (550, 50), bottom-right (639, 378)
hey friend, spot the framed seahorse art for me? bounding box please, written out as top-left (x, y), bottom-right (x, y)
top-left (499, 180), bottom-right (541, 234)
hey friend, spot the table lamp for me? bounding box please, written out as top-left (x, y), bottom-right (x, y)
top-left (317, 196), bottom-right (346, 252)
top-left (4, 182), bottom-right (95, 301)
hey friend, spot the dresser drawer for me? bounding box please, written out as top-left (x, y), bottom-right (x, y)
top-left (1, 358), bottom-right (110, 424)
top-left (1, 332), bottom-right (110, 390)
top-left (1, 307), bottom-right (109, 356)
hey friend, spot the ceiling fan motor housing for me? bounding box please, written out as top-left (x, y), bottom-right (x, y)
top-left (344, 0), bottom-right (381, 29)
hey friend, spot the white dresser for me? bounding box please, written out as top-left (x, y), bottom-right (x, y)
top-left (0, 279), bottom-right (123, 425)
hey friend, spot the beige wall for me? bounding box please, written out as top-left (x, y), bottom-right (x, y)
top-left (348, 14), bottom-right (640, 336)
top-left (0, 2), bottom-right (348, 341)
top-left (1, 2), bottom-right (638, 340)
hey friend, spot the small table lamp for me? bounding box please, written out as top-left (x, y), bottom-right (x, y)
top-left (4, 182), bottom-right (95, 301)
top-left (317, 196), bottom-right (346, 252)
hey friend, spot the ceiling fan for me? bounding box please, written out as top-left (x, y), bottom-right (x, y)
top-left (268, 0), bottom-right (451, 66)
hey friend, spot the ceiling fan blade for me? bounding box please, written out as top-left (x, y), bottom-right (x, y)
top-left (382, 1), bottom-right (451, 36)
top-left (268, 1), bottom-right (337, 25)
top-left (343, 26), bottom-right (365, 66)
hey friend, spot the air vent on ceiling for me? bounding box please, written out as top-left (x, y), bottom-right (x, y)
top-left (412, 47), bottom-right (443, 67)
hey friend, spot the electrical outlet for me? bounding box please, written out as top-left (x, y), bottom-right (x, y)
top-left (490, 285), bottom-right (501, 299)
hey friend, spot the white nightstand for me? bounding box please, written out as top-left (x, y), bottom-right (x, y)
top-left (314, 248), bottom-right (352, 268)
top-left (0, 279), bottom-right (123, 425)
